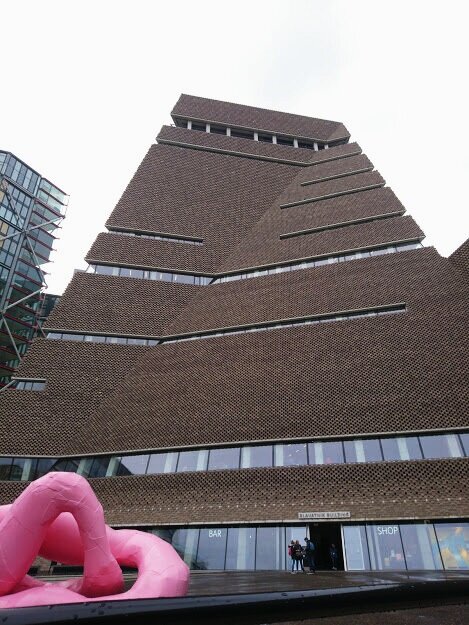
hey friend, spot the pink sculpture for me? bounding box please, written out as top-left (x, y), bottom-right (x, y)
top-left (0, 472), bottom-right (190, 608)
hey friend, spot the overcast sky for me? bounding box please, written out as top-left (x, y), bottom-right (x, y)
top-left (2, 0), bottom-right (468, 294)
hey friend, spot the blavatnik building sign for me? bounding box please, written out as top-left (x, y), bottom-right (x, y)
top-left (0, 94), bottom-right (468, 574)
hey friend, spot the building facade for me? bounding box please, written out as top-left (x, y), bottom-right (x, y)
top-left (0, 96), bottom-right (468, 573)
top-left (0, 152), bottom-right (67, 385)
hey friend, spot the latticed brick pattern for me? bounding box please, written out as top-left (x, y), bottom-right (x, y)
top-left (46, 272), bottom-right (199, 335)
top-left (0, 339), bottom-right (151, 455)
top-left (106, 142), bottom-right (299, 272)
top-left (449, 237), bottom-right (469, 277)
top-left (0, 459), bottom-right (466, 525)
top-left (0, 97), bottom-right (467, 527)
top-left (171, 94), bottom-right (350, 142)
top-left (87, 232), bottom-right (215, 274)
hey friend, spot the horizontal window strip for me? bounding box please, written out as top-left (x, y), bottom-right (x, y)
top-left (160, 304), bottom-right (406, 345)
top-left (158, 138), bottom-right (361, 168)
top-left (44, 303), bottom-right (405, 349)
top-left (279, 211), bottom-right (405, 240)
top-left (89, 264), bottom-right (212, 285)
top-left (87, 241), bottom-right (423, 288)
top-left (46, 332), bottom-right (159, 346)
top-left (44, 304), bottom-right (405, 348)
top-left (280, 182), bottom-right (386, 209)
top-left (300, 166), bottom-right (374, 186)
top-left (0, 378), bottom-right (46, 392)
top-left (212, 241), bottom-right (423, 284)
top-left (107, 228), bottom-right (203, 246)
top-left (1, 430), bottom-right (467, 481)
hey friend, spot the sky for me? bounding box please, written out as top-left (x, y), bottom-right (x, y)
top-left (2, 0), bottom-right (468, 294)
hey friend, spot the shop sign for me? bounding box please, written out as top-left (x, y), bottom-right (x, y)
top-left (298, 511), bottom-right (351, 520)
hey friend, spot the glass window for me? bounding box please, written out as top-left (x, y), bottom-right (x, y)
top-left (434, 523), bottom-right (469, 570)
top-left (208, 447), bottom-right (240, 471)
top-left (400, 524), bottom-right (442, 570)
top-left (147, 452), bottom-right (178, 474)
top-left (30, 458), bottom-right (56, 479)
top-left (381, 437), bottom-right (422, 461)
top-left (343, 525), bottom-right (371, 570)
top-left (344, 439), bottom-right (382, 463)
top-left (275, 443), bottom-right (307, 466)
top-left (0, 458), bottom-right (12, 480)
top-left (366, 524), bottom-right (406, 570)
top-left (256, 527), bottom-right (285, 570)
top-left (419, 434), bottom-right (463, 459)
top-left (308, 441), bottom-right (344, 465)
top-left (240, 445), bottom-right (273, 468)
top-left (10, 458), bottom-right (26, 481)
top-left (172, 528), bottom-right (200, 568)
top-left (129, 268), bottom-right (144, 279)
top-left (196, 528), bottom-right (227, 569)
top-left (116, 454), bottom-right (150, 476)
top-left (174, 273), bottom-right (195, 285)
top-left (225, 527), bottom-right (256, 570)
top-left (459, 433), bottom-right (469, 456)
top-left (119, 267), bottom-right (131, 277)
top-left (87, 457), bottom-right (111, 478)
top-left (177, 450), bottom-right (208, 472)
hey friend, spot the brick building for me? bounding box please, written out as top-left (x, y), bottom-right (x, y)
top-left (0, 95), bottom-right (468, 572)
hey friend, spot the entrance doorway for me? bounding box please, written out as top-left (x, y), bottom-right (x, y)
top-left (308, 522), bottom-right (344, 570)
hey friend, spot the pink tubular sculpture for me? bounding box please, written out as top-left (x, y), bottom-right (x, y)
top-left (0, 472), bottom-right (190, 608)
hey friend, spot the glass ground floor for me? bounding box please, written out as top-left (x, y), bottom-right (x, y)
top-left (147, 520), bottom-right (469, 572)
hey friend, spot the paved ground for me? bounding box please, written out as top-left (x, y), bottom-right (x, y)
top-left (185, 569), bottom-right (469, 595)
top-left (281, 604), bottom-right (469, 625)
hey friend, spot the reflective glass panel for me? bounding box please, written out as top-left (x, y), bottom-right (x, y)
top-left (460, 433), bottom-right (469, 456)
top-left (256, 527), bottom-right (285, 570)
top-left (172, 528), bottom-right (200, 568)
top-left (275, 443), bottom-right (307, 467)
top-left (434, 524), bottom-right (469, 569)
top-left (9, 458), bottom-right (26, 481)
top-left (344, 439), bottom-right (382, 463)
top-left (308, 441), bottom-right (344, 465)
top-left (30, 458), bottom-right (56, 479)
top-left (366, 524), bottom-right (406, 570)
top-left (400, 524), bottom-right (442, 570)
top-left (116, 454), bottom-right (149, 476)
top-left (419, 434), bottom-right (463, 459)
top-left (0, 458), bottom-right (12, 480)
top-left (208, 447), bottom-right (240, 471)
top-left (225, 527), bottom-right (256, 570)
top-left (85, 457), bottom-right (109, 478)
top-left (196, 528), bottom-right (227, 569)
top-left (342, 525), bottom-right (371, 571)
top-left (177, 450), bottom-right (208, 472)
top-left (240, 445), bottom-right (273, 468)
top-left (147, 452), bottom-right (178, 474)
top-left (381, 437), bottom-right (422, 461)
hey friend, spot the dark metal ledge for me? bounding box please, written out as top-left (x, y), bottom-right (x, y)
top-left (3, 571), bottom-right (469, 625)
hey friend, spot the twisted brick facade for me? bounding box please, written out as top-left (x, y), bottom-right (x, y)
top-left (0, 95), bottom-right (467, 545)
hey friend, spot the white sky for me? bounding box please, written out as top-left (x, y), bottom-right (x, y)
top-left (2, 0), bottom-right (468, 294)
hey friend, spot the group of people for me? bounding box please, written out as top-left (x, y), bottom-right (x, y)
top-left (288, 538), bottom-right (339, 573)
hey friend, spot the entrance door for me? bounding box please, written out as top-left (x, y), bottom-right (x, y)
top-left (309, 522), bottom-right (344, 570)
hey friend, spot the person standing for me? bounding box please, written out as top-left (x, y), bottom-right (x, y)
top-left (303, 537), bottom-right (316, 574)
top-left (288, 540), bottom-right (295, 572)
top-left (291, 540), bottom-right (304, 573)
top-left (329, 543), bottom-right (338, 570)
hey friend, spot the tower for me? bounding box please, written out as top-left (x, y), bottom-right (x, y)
top-left (0, 96), bottom-right (467, 572)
